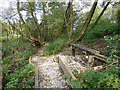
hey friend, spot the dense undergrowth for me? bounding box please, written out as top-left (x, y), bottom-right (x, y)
top-left (82, 22), bottom-right (120, 57)
top-left (70, 65), bottom-right (120, 88)
top-left (45, 22), bottom-right (120, 56)
top-left (2, 38), bottom-right (38, 88)
top-left (82, 23), bottom-right (120, 43)
top-left (44, 33), bottom-right (69, 55)
top-left (44, 22), bottom-right (120, 88)
top-left (2, 22), bottom-right (120, 88)
top-left (70, 22), bottom-right (120, 88)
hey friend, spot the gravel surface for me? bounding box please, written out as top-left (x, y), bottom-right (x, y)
top-left (31, 46), bottom-right (87, 88)
top-left (60, 56), bottom-right (86, 73)
top-left (38, 56), bottom-right (66, 88)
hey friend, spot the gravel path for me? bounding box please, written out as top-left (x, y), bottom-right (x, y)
top-left (31, 46), bottom-right (86, 88)
top-left (38, 56), bottom-right (66, 88)
top-left (31, 46), bottom-right (66, 88)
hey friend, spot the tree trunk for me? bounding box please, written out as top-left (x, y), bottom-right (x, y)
top-left (91, 2), bottom-right (110, 28)
top-left (69, 0), bottom-right (73, 40)
top-left (42, 2), bottom-right (48, 42)
top-left (45, 19), bottom-right (48, 42)
top-left (28, 1), bottom-right (41, 42)
top-left (73, 0), bottom-right (98, 43)
top-left (8, 21), bottom-right (32, 42)
top-left (7, 30), bottom-right (8, 41)
top-left (17, 0), bottom-right (41, 46)
top-left (62, 1), bottom-right (72, 34)
top-left (17, 0), bottom-right (33, 39)
top-left (10, 21), bottom-right (41, 46)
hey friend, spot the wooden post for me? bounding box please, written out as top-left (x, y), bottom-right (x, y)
top-left (86, 52), bottom-right (90, 68)
top-left (88, 55), bottom-right (94, 68)
top-left (0, 62), bottom-right (2, 90)
top-left (72, 46), bottom-right (75, 57)
top-left (35, 67), bottom-right (39, 88)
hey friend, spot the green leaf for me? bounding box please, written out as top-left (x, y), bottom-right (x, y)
top-left (69, 80), bottom-right (80, 87)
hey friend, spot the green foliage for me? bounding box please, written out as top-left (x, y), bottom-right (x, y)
top-left (117, 9), bottom-right (120, 23)
top-left (44, 34), bottom-right (69, 55)
top-left (81, 23), bottom-right (120, 43)
top-left (69, 65), bottom-right (120, 88)
top-left (70, 22), bottom-right (120, 88)
top-left (104, 34), bottom-right (120, 56)
top-left (2, 38), bottom-right (38, 88)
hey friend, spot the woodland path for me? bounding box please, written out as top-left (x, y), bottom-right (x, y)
top-left (31, 45), bottom-right (69, 88)
top-left (31, 41), bottom-right (106, 88)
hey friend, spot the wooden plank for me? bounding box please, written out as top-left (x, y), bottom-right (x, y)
top-left (77, 65), bottom-right (106, 74)
top-left (94, 55), bottom-right (107, 63)
top-left (70, 43), bottom-right (100, 54)
top-left (0, 62), bottom-right (2, 89)
top-left (94, 53), bottom-right (107, 59)
top-left (35, 67), bottom-right (39, 88)
top-left (58, 56), bottom-right (77, 83)
top-left (70, 43), bottom-right (108, 63)
top-left (29, 56), bottom-right (39, 88)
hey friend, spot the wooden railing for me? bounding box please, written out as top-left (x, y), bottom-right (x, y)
top-left (70, 43), bottom-right (108, 68)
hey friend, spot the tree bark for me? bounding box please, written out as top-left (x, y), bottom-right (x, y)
top-left (91, 2), bottom-right (110, 28)
top-left (62, 1), bottom-right (72, 33)
top-left (28, 1), bottom-right (41, 42)
top-left (17, 0), bottom-right (34, 40)
top-left (73, 0), bottom-right (98, 43)
top-left (42, 2), bottom-right (48, 42)
top-left (69, 0), bottom-right (74, 40)
top-left (17, 0), bottom-right (41, 46)
top-left (8, 21), bottom-right (33, 42)
top-left (44, 19), bottom-right (48, 42)
top-left (2, 23), bottom-right (15, 41)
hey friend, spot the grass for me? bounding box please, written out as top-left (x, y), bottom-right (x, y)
top-left (2, 38), bottom-right (38, 88)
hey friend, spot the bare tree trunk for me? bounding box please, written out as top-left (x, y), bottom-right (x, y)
top-left (91, 2), bottom-right (110, 28)
top-left (69, 0), bottom-right (73, 40)
top-left (17, 0), bottom-right (34, 40)
top-left (28, 1), bottom-right (41, 42)
top-left (42, 2), bottom-right (46, 42)
top-left (73, 0), bottom-right (98, 43)
top-left (62, 1), bottom-right (72, 33)
top-left (45, 19), bottom-right (48, 42)
top-left (17, 0), bottom-right (41, 46)
top-left (8, 21), bottom-right (33, 42)
top-left (42, 2), bottom-right (48, 42)
top-left (2, 23), bottom-right (15, 41)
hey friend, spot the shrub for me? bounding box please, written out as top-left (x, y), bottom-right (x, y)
top-left (104, 34), bottom-right (120, 56)
top-left (117, 9), bottom-right (120, 23)
top-left (81, 23), bottom-right (120, 43)
top-left (2, 38), bottom-right (38, 88)
top-left (69, 65), bottom-right (120, 88)
top-left (44, 33), bottom-right (69, 55)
